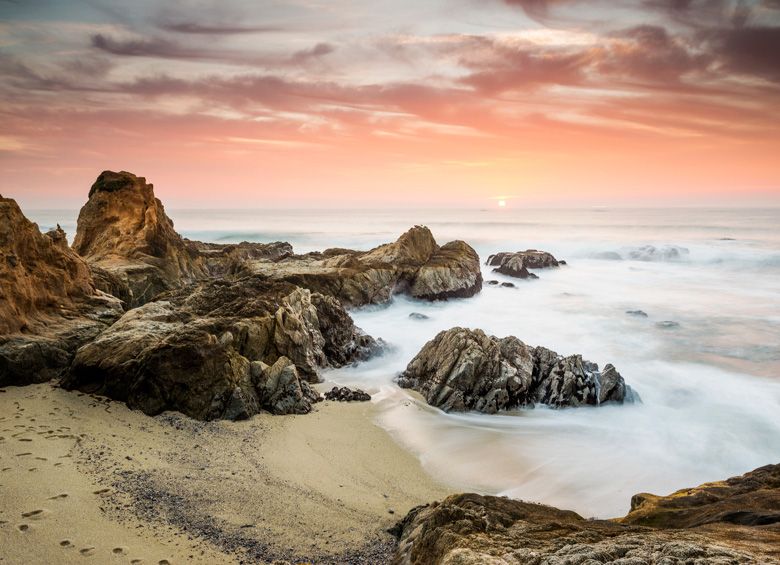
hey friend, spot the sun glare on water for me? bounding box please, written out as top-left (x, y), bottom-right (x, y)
top-left (498, 200), bottom-right (506, 208)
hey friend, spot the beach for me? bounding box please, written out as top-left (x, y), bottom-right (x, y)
top-left (0, 383), bottom-right (448, 564)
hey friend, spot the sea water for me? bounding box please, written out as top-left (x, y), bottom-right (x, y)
top-left (28, 206), bottom-right (780, 518)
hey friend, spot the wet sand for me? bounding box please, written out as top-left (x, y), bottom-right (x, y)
top-left (0, 383), bottom-right (449, 564)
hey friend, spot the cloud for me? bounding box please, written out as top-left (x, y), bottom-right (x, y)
top-left (158, 21), bottom-right (284, 34)
top-left (703, 24), bottom-right (780, 80)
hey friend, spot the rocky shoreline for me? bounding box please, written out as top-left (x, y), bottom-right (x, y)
top-left (1, 170), bottom-right (777, 563)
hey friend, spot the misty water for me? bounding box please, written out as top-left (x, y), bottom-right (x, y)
top-left (30, 207), bottom-right (780, 518)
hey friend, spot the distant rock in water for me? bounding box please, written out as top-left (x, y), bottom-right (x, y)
top-left (500, 281), bottom-right (516, 288)
top-left (324, 386), bottom-right (371, 402)
top-left (62, 276), bottom-right (380, 420)
top-left (247, 225), bottom-right (483, 307)
top-left (626, 309), bottom-right (649, 317)
top-left (486, 280), bottom-right (499, 285)
top-left (0, 195), bottom-right (122, 386)
top-left (486, 250), bottom-right (560, 279)
top-left (593, 245), bottom-right (690, 262)
top-left (656, 320), bottom-right (681, 329)
top-left (408, 312), bottom-right (430, 320)
top-left (391, 464), bottom-right (780, 565)
top-left (397, 327), bottom-right (634, 414)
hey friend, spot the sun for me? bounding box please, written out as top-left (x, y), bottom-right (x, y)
top-left (497, 200), bottom-right (506, 208)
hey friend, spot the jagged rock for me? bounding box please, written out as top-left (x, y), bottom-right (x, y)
top-left (72, 171), bottom-right (207, 307)
top-left (62, 276), bottom-right (378, 420)
top-left (245, 226), bottom-right (482, 307)
top-left (397, 327), bottom-right (633, 413)
top-left (0, 196), bottom-right (122, 386)
top-left (391, 465), bottom-right (780, 564)
top-left (488, 249), bottom-right (561, 269)
top-left (324, 386), bottom-right (371, 402)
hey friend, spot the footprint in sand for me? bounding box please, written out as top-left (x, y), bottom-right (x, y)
top-left (15, 452), bottom-right (32, 457)
top-left (79, 547), bottom-right (96, 556)
top-left (21, 509), bottom-right (48, 519)
top-left (112, 546), bottom-right (128, 555)
top-left (35, 456), bottom-right (47, 461)
top-left (159, 560), bottom-right (171, 565)
top-left (60, 540), bottom-right (73, 548)
top-left (93, 488), bottom-right (111, 495)
top-left (18, 438), bottom-right (32, 442)
top-left (17, 524), bottom-right (29, 532)
top-left (48, 493), bottom-right (69, 500)
top-left (130, 560), bottom-right (143, 564)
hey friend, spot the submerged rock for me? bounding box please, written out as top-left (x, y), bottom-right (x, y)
top-left (626, 309), bottom-right (649, 317)
top-left (62, 276), bottom-right (379, 420)
top-left (0, 196), bottom-right (122, 386)
top-left (408, 312), bottom-right (430, 320)
top-left (397, 327), bottom-right (633, 413)
top-left (245, 226), bottom-right (483, 307)
top-left (391, 464), bottom-right (780, 565)
top-left (324, 386), bottom-right (371, 402)
top-left (657, 320), bottom-right (681, 329)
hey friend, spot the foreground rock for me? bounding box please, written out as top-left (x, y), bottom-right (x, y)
top-left (487, 249), bottom-right (564, 279)
top-left (324, 386), bottom-right (371, 402)
top-left (0, 196), bottom-right (122, 386)
top-left (392, 465), bottom-right (780, 564)
top-left (244, 226), bottom-right (482, 307)
top-left (63, 276), bottom-right (379, 420)
top-left (397, 327), bottom-right (633, 413)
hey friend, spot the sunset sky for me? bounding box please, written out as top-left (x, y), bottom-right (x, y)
top-left (1, 0), bottom-right (779, 208)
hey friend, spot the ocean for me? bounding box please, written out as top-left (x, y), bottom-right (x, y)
top-left (27, 206), bottom-right (780, 518)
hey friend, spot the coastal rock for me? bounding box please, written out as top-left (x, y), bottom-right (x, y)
top-left (397, 327), bottom-right (633, 413)
top-left (324, 386), bottom-right (371, 402)
top-left (391, 466), bottom-right (780, 564)
top-left (0, 196), bottom-right (122, 386)
top-left (626, 309), bottom-right (649, 317)
top-left (488, 249), bottom-right (561, 269)
top-left (72, 171), bottom-right (207, 307)
top-left (409, 312), bottom-right (430, 320)
top-left (62, 276), bottom-right (378, 420)
top-left (245, 226), bottom-right (482, 307)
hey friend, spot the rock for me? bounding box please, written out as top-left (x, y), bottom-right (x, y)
top-left (493, 255), bottom-right (538, 279)
top-left (245, 226), bottom-right (482, 307)
top-left (396, 328), bottom-right (634, 413)
top-left (62, 276), bottom-right (377, 420)
top-left (628, 245), bottom-right (689, 262)
top-left (487, 249), bottom-right (561, 270)
top-left (486, 280), bottom-right (499, 285)
top-left (657, 320), bottom-right (681, 329)
top-left (408, 313), bottom-right (430, 320)
top-left (72, 171), bottom-right (207, 307)
top-left (391, 466), bottom-right (780, 564)
top-left (500, 282), bottom-right (515, 288)
top-left (0, 196), bottom-right (123, 386)
top-left (626, 309), bottom-right (649, 317)
top-left (324, 386), bottom-right (371, 402)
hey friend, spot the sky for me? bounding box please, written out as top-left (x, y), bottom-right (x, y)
top-left (1, 0), bottom-right (779, 209)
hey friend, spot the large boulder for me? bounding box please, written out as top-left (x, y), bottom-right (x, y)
top-left (397, 327), bottom-right (633, 413)
top-left (62, 276), bottom-right (380, 420)
top-left (0, 196), bottom-right (122, 386)
top-left (391, 466), bottom-right (780, 564)
top-left (246, 226), bottom-right (483, 307)
top-left (72, 171), bottom-right (206, 307)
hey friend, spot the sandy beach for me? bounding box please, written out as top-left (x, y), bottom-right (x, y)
top-left (0, 383), bottom-right (449, 564)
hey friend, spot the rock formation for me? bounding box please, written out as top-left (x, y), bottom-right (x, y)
top-left (0, 196), bottom-right (122, 386)
top-left (324, 386), bottom-right (371, 402)
top-left (72, 171), bottom-right (206, 307)
top-left (487, 249), bottom-right (563, 279)
top-left (397, 327), bottom-right (633, 413)
top-left (62, 276), bottom-right (380, 420)
top-left (392, 464), bottom-right (780, 564)
top-left (244, 226), bottom-right (483, 307)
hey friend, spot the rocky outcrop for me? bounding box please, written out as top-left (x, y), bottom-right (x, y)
top-left (62, 276), bottom-right (379, 420)
top-left (0, 196), bottom-right (123, 386)
top-left (245, 226), bottom-right (482, 307)
top-left (72, 171), bottom-right (206, 307)
top-left (487, 249), bottom-right (563, 279)
top-left (397, 327), bottom-right (633, 413)
top-left (391, 466), bottom-right (780, 564)
top-left (324, 386), bottom-right (371, 402)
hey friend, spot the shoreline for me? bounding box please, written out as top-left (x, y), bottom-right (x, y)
top-left (0, 383), bottom-right (450, 564)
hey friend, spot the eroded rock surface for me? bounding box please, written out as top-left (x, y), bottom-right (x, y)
top-left (391, 464), bottom-right (780, 565)
top-left (324, 386), bottom-right (371, 402)
top-left (0, 196), bottom-right (122, 386)
top-left (62, 276), bottom-right (378, 420)
top-left (245, 226), bottom-right (482, 307)
top-left (397, 327), bottom-right (633, 413)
